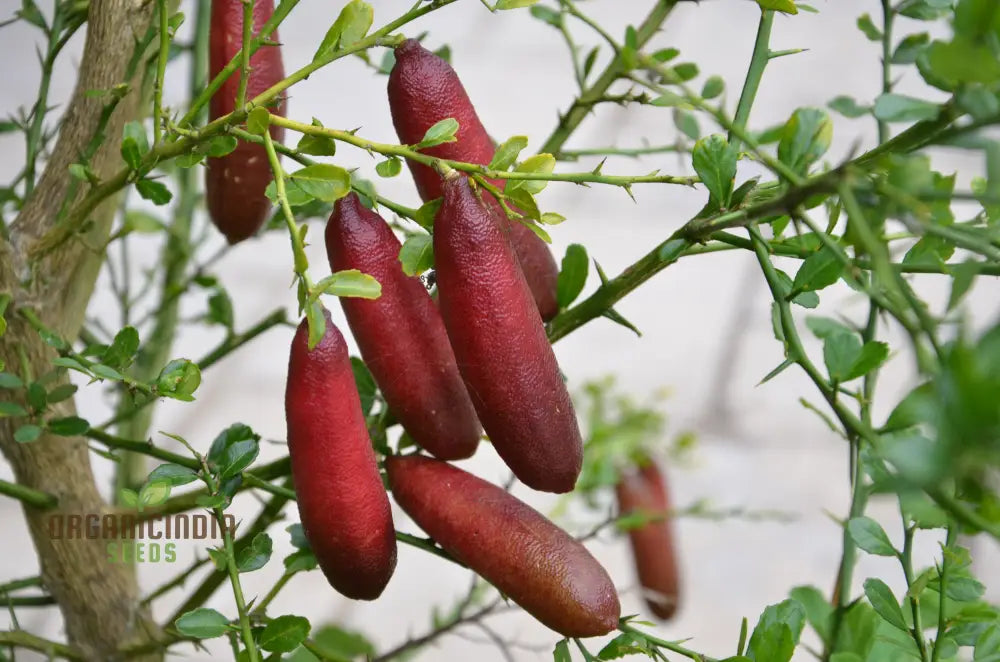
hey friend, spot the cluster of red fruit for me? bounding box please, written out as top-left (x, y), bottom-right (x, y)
top-left (205, 0), bottom-right (679, 637)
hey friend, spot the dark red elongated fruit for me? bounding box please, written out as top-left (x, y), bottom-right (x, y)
top-left (434, 175), bottom-right (582, 493)
top-left (207, 0), bottom-right (286, 244)
top-left (386, 455), bottom-right (620, 636)
top-left (387, 39), bottom-right (559, 320)
top-left (285, 310), bottom-right (396, 599)
top-left (325, 193), bottom-right (481, 460)
top-left (615, 460), bottom-right (680, 620)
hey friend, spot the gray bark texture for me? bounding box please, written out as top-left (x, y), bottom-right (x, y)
top-left (0, 0), bottom-right (161, 658)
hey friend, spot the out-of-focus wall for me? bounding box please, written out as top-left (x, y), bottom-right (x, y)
top-left (1, 1), bottom-right (996, 660)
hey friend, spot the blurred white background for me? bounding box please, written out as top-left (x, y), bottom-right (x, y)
top-left (2, 0), bottom-right (998, 660)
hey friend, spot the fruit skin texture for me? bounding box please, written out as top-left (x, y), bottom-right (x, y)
top-left (387, 38), bottom-right (558, 320)
top-left (285, 310), bottom-right (396, 600)
top-left (325, 193), bottom-right (481, 460)
top-left (386, 454), bottom-right (620, 637)
top-left (434, 175), bottom-right (583, 493)
top-left (615, 461), bottom-right (680, 620)
top-left (207, 0), bottom-right (286, 244)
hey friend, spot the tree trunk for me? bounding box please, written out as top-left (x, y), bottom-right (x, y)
top-left (0, 0), bottom-right (160, 658)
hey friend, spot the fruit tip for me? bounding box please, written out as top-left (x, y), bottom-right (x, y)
top-left (395, 38), bottom-right (422, 56)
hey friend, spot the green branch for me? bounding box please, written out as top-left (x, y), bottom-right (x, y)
top-left (0, 631), bottom-right (83, 661)
top-left (540, 0), bottom-right (679, 155)
top-left (267, 115), bottom-right (697, 188)
top-left (0, 478), bottom-right (58, 509)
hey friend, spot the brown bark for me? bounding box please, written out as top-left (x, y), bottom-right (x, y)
top-left (0, 0), bottom-right (160, 658)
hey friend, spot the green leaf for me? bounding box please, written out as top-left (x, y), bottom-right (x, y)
top-left (747, 600), bottom-right (806, 662)
top-left (553, 639), bottom-right (572, 662)
top-left (505, 187), bottom-right (540, 220)
top-left (196, 494), bottom-right (227, 509)
top-left (260, 615), bottom-right (311, 653)
top-left (892, 32), bottom-right (930, 64)
top-left (175, 608), bottom-right (230, 639)
top-left (375, 157), bottom-right (402, 178)
top-left (289, 164), bottom-right (351, 203)
top-left (789, 586), bottom-right (832, 645)
top-left (975, 624), bottom-right (1000, 661)
top-left (701, 75), bottom-right (725, 99)
top-left (290, 625), bottom-right (375, 662)
top-left (756, 0), bottom-right (798, 13)
top-left (417, 118), bottom-right (459, 149)
top-left (46, 383), bottom-right (77, 403)
top-left (139, 481), bottom-right (171, 508)
top-left (530, 5), bottom-right (562, 27)
top-left (692, 134), bottom-right (737, 207)
top-left (883, 382), bottom-right (933, 432)
top-left (120, 121), bottom-right (149, 170)
top-left (863, 579), bottom-right (907, 631)
top-left (284, 549), bottom-right (318, 572)
top-left (806, 316), bottom-right (854, 340)
top-left (156, 359), bottom-right (201, 401)
top-left (557, 244), bottom-right (589, 309)
top-left (828, 96), bottom-right (870, 118)
top-left (792, 247), bottom-right (844, 294)
top-left (845, 341), bottom-right (889, 380)
top-left (204, 135), bottom-right (237, 157)
top-left (91, 364), bottom-right (124, 381)
top-left (237, 532), bottom-right (272, 572)
top-left (350, 357), bottom-right (377, 416)
top-left (118, 488), bottom-right (139, 508)
top-left (856, 14), bottom-right (882, 41)
top-left (0, 372), bottom-right (23, 389)
top-left (135, 178), bottom-right (172, 205)
top-left (847, 516), bottom-right (897, 556)
top-left (489, 135), bottom-right (529, 171)
top-left (315, 0), bottom-right (374, 59)
top-left (598, 632), bottom-right (651, 659)
top-left (305, 301), bottom-right (326, 351)
top-left (399, 234), bottom-right (434, 277)
top-left (957, 85), bottom-right (1000, 120)
top-left (926, 37), bottom-right (1000, 85)
top-left (246, 107), bottom-right (270, 135)
top-left (216, 434), bottom-right (257, 480)
top-left (651, 91), bottom-right (684, 107)
top-left (297, 121), bottom-right (337, 156)
top-left (414, 198), bottom-right (441, 231)
top-left (674, 108), bottom-right (701, 141)
top-left (823, 332), bottom-right (862, 382)
top-left (873, 93), bottom-right (940, 122)
top-left (47, 416), bottom-right (90, 436)
top-left (509, 153), bottom-right (556, 194)
top-left (175, 152), bottom-right (205, 168)
top-left (948, 260), bottom-right (980, 311)
top-left (317, 269), bottom-right (381, 299)
top-left (0, 402), bottom-right (29, 418)
top-left (102, 326), bottom-right (139, 371)
top-left (14, 424), bottom-right (42, 443)
top-left (124, 211), bottom-right (163, 233)
top-left (148, 463), bottom-right (199, 487)
top-left (26, 382), bottom-right (46, 412)
top-left (207, 290), bottom-right (234, 330)
top-left (778, 108), bottom-right (832, 175)
top-left (497, 0), bottom-right (540, 8)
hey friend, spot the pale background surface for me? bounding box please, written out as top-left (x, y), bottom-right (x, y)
top-left (1, 1), bottom-right (997, 660)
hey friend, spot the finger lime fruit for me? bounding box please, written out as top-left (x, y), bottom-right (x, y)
top-left (325, 193), bottom-right (481, 460)
top-left (207, 0), bottom-right (285, 243)
top-left (434, 174), bottom-right (582, 493)
top-left (387, 454), bottom-right (620, 637)
top-left (285, 309), bottom-right (396, 599)
top-left (388, 39), bottom-right (558, 320)
top-left (616, 459), bottom-right (680, 620)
